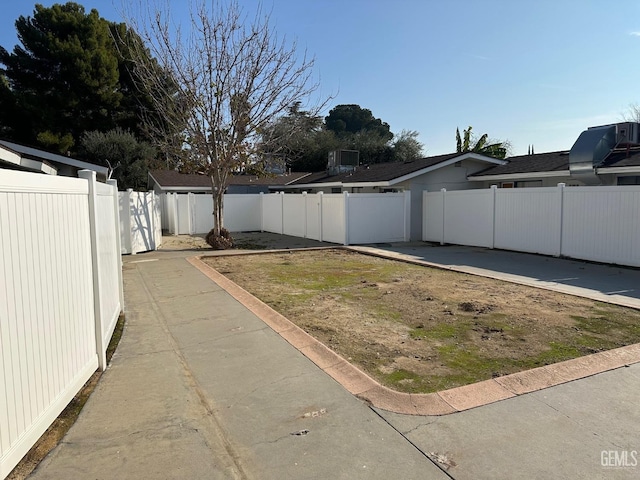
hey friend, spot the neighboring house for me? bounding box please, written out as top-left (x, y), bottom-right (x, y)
top-left (470, 122), bottom-right (640, 188)
top-left (0, 139), bottom-right (108, 180)
top-left (468, 148), bottom-right (640, 188)
top-left (274, 152), bottom-right (506, 241)
top-left (147, 169), bottom-right (312, 195)
top-left (271, 152), bottom-right (506, 240)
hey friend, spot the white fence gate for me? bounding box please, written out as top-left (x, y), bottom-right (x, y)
top-left (162, 191), bottom-right (411, 245)
top-left (119, 190), bottom-right (162, 254)
top-left (423, 184), bottom-right (640, 267)
top-left (0, 169), bottom-right (123, 478)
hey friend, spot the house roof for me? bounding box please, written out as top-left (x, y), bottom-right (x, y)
top-left (0, 139), bottom-right (108, 176)
top-left (470, 151), bottom-right (570, 177)
top-left (602, 147), bottom-right (640, 168)
top-left (148, 169), bottom-right (312, 191)
top-left (470, 147), bottom-right (640, 180)
top-left (282, 152), bottom-right (505, 188)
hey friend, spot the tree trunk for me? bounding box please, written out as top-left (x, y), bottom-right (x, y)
top-left (211, 177), bottom-right (224, 236)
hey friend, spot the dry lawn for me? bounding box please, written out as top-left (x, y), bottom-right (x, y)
top-left (204, 249), bottom-right (640, 393)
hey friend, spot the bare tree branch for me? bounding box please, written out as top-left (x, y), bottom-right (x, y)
top-left (122, 0), bottom-right (330, 244)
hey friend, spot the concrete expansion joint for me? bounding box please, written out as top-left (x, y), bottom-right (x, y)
top-left (188, 253), bottom-right (640, 416)
top-left (116, 347), bottom-right (177, 359)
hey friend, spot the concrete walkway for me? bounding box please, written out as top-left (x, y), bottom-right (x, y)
top-left (29, 239), bottom-right (640, 479)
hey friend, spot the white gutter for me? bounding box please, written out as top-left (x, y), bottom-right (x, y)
top-left (597, 166), bottom-right (640, 174)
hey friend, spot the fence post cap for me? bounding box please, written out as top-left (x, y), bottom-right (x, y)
top-left (490, 184), bottom-right (498, 190)
top-left (78, 169), bottom-right (96, 180)
top-left (557, 182), bottom-right (566, 187)
top-left (440, 188), bottom-right (447, 192)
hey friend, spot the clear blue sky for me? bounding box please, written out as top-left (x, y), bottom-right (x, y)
top-left (2, 0), bottom-right (639, 156)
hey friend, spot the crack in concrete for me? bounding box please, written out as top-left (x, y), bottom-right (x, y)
top-left (400, 419), bottom-right (439, 436)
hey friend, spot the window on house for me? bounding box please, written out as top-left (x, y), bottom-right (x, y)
top-left (617, 176), bottom-right (640, 185)
top-left (331, 187), bottom-right (342, 193)
top-left (501, 182), bottom-right (514, 188)
top-left (515, 180), bottom-right (543, 188)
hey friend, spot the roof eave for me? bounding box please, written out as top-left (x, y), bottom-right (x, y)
top-left (597, 166), bottom-right (640, 174)
top-left (468, 170), bottom-right (571, 181)
top-left (388, 152), bottom-right (506, 185)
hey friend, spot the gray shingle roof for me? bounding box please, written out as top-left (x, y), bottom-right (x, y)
top-left (472, 151), bottom-right (570, 176)
top-left (290, 153), bottom-right (464, 185)
top-left (471, 147), bottom-right (640, 177)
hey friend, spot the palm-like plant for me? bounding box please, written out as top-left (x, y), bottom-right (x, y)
top-left (456, 126), bottom-right (507, 159)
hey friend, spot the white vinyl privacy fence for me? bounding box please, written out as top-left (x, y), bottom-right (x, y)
top-left (0, 169), bottom-right (123, 478)
top-left (162, 191), bottom-right (411, 245)
top-left (119, 190), bottom-right (162, 254)
top-left (423, 184), bottom-right (640, 267)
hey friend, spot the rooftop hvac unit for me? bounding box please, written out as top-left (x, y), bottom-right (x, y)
top-left (615, 122), bottom-right (640, 145)
top-left (327, 149), bottom-right (359, 175)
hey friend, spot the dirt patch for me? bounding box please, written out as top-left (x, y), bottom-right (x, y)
top-left (204, 249), bottom-right (640, 393)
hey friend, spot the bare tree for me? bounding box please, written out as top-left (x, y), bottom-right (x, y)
top-left (622, 103), bottom-right (640, 123)
top-left (123, 0), bottom-right (326, 247)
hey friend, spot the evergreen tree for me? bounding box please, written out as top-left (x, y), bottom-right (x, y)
top-left (0, 3), bottom-right (164, 154)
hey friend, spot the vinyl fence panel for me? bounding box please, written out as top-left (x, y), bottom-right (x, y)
top-left (346, 192), bottom-right (409, 244)
top-left (305, 193), bottom-right (322, 241)
top-left (262, 193), bottom-right (284, 234)
top-left (422, 184), bottom-right (640, 268)
top-left (0, 169), bottom-right (124, 478)
top-left (442, 189), bottom-right (495, 248)
top-left (223, 194), bottom-right (261, 232)
top-left (192, 194), bottom-right (214, 234)
top-left (94, 181), bottom-right (123, 366)
top-left (177, 193), bottom-right (192, 234)
top-left (282, 194), bottom-right (306, 238)
top-left (562, 186), bottom-right (640, 267)
top-left (119, 191), bottom-right (162, 254)
top-left (423, 191), bottom-right (444, 243)
top-left (320, 194), bottom-right (346, 244)
top-left (494, 187), bottom-right (562, 256)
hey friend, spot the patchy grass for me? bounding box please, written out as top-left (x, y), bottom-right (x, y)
top-left (204, 249), bottom-right (640, 394)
